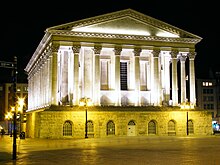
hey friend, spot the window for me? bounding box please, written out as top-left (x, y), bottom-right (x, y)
top-left (128, 120), bottom-right (135, 126)
top-left (120, 62), bottom-right (128, 90)
top-left (140, 62), bottom-right (147, 90)
top-left (107, 120), bottom-right (115, 135)
top-left (203, 89), bottom-right (213, 94)
top-left (202, 81), bottom-right (213, 86)
top-left (203, 104), bottom-right (214, 109)
top-left (148, 120), bottom-right (156, 135)
top-left (168, 120), bottom-right (176, 136)
top-left (87, 120), bottom-right (94, 138)
top-left (203, 96), bottom-right (214, 101)
top-left (63, 121), bottom-right (72, 136)
top-left (87, 120), bottom-right (94, 133)
top-left (24, 86), bottom-right (28, 92)
top-left (17, 87), bottom-right (21, 92)
top-left (188, 120), bottom-right (194, 135)
top-left (101, 60), bottom-right (109, 90)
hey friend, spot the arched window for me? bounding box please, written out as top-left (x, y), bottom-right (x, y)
top-left (188, 120), bottom-right (194, 134)
top-left (87, 120), bottom-right (94, 137)
top-left (127, 120), bottom-right (136, 136)
top-left (63, 120), bottom-right (72, 136)
top-left (107, 120), bottom-right (115, 135)
top-left (168, 120), bottom-right (176, 136)
top-left (87, 120), bottom-right (94, 132)
top-left (148, 120), bottom-right (156, 135)
top-left (128, 120), bottom-right (135, 126)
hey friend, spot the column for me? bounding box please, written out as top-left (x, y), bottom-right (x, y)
top-left (133, 48), bottom-right (141, 106)
top-left (146, 62), bottom-right (150, 91)
top-left (114, 46), bottom-right (122, 106)
top-left (180, 55), bottom-right (187, 104)
top-left (37, 71), bottom-right (40, 106)
top-left (188, 51), bottom-right (196, 106)
top-left (40, 64), bottom-right (43, 106)
top-left (170, 50), bottom-right (179, 106)
top-left (152, 48), bottom-right (160, 106)
top-left (93, 45), bottom-right (102, 106)
top-left (72, 45), bottom-right (81, 105)
top-left (27, 76), bottom-right (31, 109)
top-left (164, 54), bottom-right (170, 104)
top-left (46, 53), bottom-right (50, 105)
top-left (42, 61), bottom-right (46, 106)
top-left (51, 44), bottom-right (59, 105)
top-left (47, 53), bottom-right (51, 106)
top-left (68, 50), bottom-right (74, 106)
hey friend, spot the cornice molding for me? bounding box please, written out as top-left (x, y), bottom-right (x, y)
top-left (49, 30), bottom-right (201, 44)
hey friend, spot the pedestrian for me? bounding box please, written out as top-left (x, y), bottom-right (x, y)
top-left (1, 129), bottom-right (5, 136)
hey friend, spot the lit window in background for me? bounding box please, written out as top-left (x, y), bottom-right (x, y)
top-left (202, 81), bottom-right (213, 86)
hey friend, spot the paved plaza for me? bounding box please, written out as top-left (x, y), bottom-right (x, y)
top-left (1, 135), bottom-right (220, 165)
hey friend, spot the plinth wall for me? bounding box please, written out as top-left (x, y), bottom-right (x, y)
top-left (26, 106), bottom-right (213, 139)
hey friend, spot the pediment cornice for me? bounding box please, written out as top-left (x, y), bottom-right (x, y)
top-left (50, 30), bottom-right (201, 44)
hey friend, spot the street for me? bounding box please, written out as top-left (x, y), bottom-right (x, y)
top-left (1, 135), bottom-right (220, 165)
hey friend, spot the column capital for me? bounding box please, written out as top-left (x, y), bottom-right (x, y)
top-left (133, 48), bottom-right (142, 56)
top-left (93, 45), bottom-right (102, 55)
top-left (170, 50), bottom-right (179, 59)
top-left (152, 48), bottom-right (160, 58)
top-left (72, 45), bottom-right (81, 54)
top-left (51, 43), bottom-right (60, 53)
top-left (188, 51), bottom-right (197, 60)
top-left (180, 55), bottom-right (187, 62)
top-left (114, 46), bottom-right (122, 55)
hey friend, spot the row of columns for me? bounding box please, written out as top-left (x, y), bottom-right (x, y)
top-left (28, 43), bottom-right (196, 109)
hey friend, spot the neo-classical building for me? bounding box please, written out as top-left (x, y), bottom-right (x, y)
top-left (24, 9), bottom-right (212, 139)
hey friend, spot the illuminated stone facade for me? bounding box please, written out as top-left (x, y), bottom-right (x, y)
top-left (25, 9), bottom-right (212, 138)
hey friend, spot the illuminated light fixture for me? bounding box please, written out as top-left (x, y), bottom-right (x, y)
top-left (79, 97), bottom-right (93, 138)
top-left (17, 97), bottom-right (25, 112)
top-left (11, 106), bottom-right (15, 112)
top-left (156, 32), bottom-right (179, 38)
top-left (180, 102), bottom-right (194, 110)
top-left (72, 27), bottom-right (151, 36)
top-left (79, 97), bottom-right (93, 107)
top-left (5, 112), bottom-right (13, 120)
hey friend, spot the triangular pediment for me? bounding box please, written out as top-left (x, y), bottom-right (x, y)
top-left (47, 8), bottom-right (201, 40)
top-left (71, 17), bottom-right (179, 38)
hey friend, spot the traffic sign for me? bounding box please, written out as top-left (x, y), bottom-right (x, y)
top-left (0, 61), bottom-right (14, 69)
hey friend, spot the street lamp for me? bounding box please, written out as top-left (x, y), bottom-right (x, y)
top-left (5, 112), bottom-right (13, 136)
top-left (180, 101), bottom-right (194, 135)
top-left (79, 97), bottom-right (93, 138)
top-left (11, 96), bottom-right (25, 160)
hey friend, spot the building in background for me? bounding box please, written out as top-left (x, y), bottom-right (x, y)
top-left (197, 70), bottom-right (220, 132)
top-left (24, 9), bottom-right (212, 139)
top-left (0, 83), bottom-right (28, 134)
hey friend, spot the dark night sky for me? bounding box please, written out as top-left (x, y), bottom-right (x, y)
top-left (0, 1), bottom-right (219, 83)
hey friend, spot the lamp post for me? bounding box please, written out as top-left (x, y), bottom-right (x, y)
top-left (10, 96), bottom-right (25, 160)
top-left (12, 56), bottom-right (17, 160)
top-left (79, 97), bottom-right (93, 138)
top-left (180, 101), bottom-right (194, 136)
